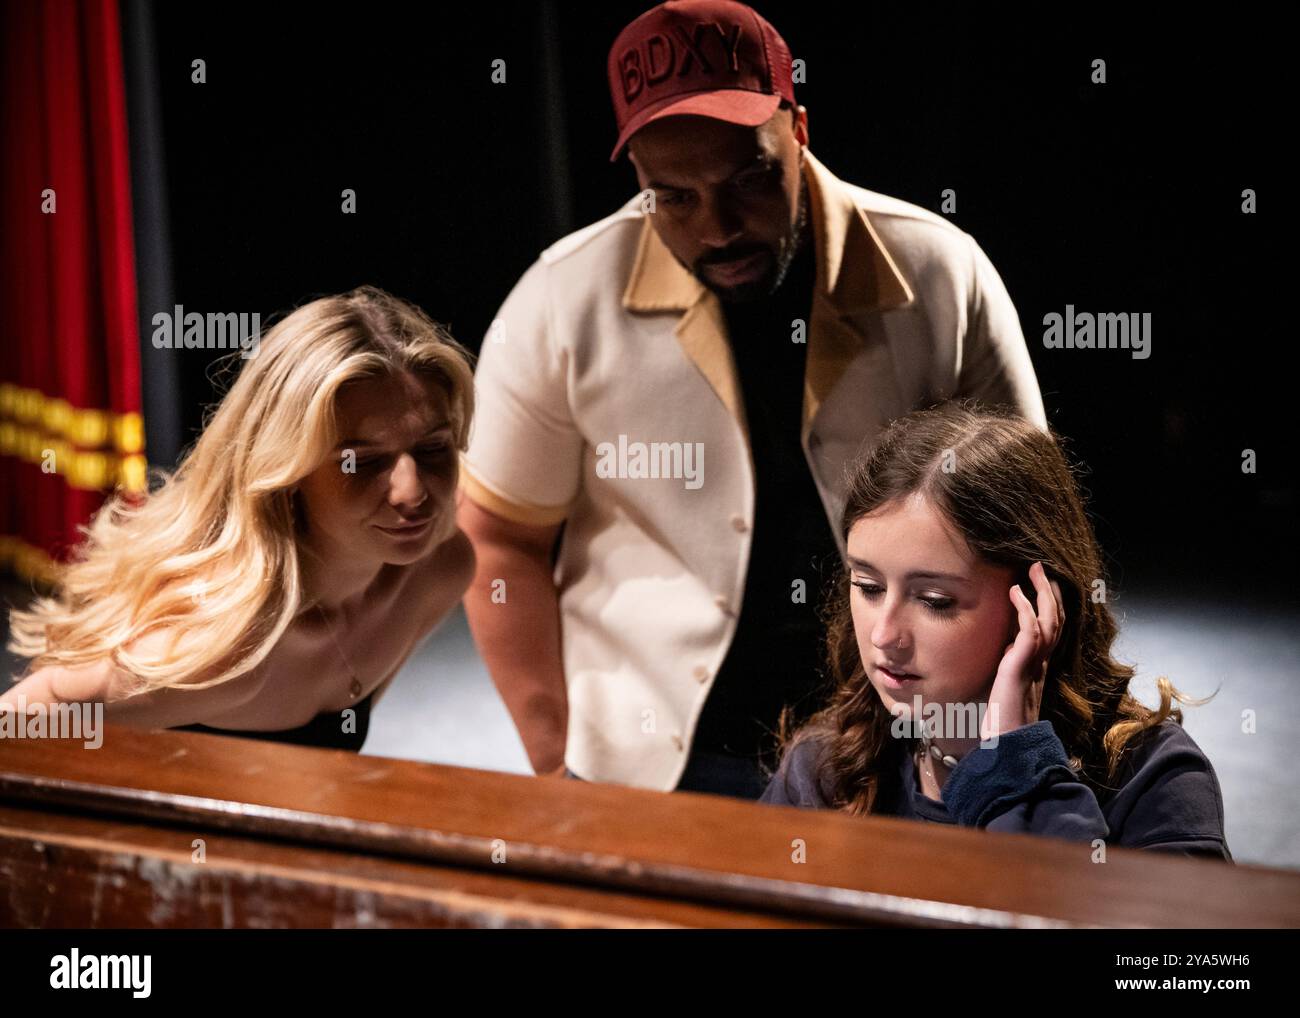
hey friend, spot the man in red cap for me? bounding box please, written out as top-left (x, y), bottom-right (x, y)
top-left (607, 0), bottom-right (806, 305)
top-left (457, 1), bottom-right (1046, 798)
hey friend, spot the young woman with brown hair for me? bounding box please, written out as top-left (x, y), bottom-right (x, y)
top-left (761, 402), bottom-right (1230, 860)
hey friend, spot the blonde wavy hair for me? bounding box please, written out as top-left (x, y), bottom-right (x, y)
top-left (7, 286), bottom-right (474, 694)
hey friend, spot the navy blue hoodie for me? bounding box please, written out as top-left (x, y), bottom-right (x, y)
top-left (759, 719), bottom-right (1232, 860)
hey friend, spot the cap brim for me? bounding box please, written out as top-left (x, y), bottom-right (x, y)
top-left (609, 90), bottom-right (782, 162)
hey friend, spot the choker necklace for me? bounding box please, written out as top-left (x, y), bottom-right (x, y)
top-left (918, 734), bottom-right (961, 771)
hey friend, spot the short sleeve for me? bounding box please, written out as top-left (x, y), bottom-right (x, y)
top-left (956, 235), bottom-right (1047, 429)
top-left (460, 257), bottom-right (584, 526)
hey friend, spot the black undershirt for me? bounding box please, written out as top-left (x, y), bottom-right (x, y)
top-left (691, 239), bottom-right (842, 765)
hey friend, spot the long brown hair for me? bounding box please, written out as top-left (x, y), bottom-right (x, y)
top-left (777, 401), bottom-right (1203, 815)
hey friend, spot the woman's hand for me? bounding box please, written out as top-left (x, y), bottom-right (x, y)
top-left (981, 562), bottom-right (1064, 742)
top-left (0, 660), bottom-right (116, 712)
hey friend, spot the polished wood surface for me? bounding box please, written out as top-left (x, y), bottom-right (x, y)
top-left (2, 726), bottom-right (1297, 928)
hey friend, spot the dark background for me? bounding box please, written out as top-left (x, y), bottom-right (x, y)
top-left (144, 1), bottom-right (1289, 597)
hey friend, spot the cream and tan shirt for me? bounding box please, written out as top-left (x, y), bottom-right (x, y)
top-left (460, 149), bottom-right (1047, 790)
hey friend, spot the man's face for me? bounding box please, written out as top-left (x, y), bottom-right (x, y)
top-left (628, 106), bottom-right (809, 304)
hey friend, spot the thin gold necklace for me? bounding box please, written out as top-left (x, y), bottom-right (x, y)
top-left (915, 743), bottom-right (935, 792)
top-left (314, 602), bottom-right (364, 701)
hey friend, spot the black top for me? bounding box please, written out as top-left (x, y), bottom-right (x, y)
top-left (760, 718), bottom-right (1232, 860)
top-left (172, 691), bottom-right (373, 752)
top-left (691, 238), bottom-right (843, 764)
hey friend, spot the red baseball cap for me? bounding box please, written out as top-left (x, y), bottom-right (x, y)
top-left (607, 0), bottom-right (796, 162)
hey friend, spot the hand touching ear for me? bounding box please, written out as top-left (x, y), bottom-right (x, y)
top-left (981, 562), bottom-right (1064, 742)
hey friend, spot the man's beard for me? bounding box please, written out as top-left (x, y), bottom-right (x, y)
top-left (691, 178), bottom-right (810, 305)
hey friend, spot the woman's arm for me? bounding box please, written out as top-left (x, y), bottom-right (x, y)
top-left (4, 625), bottom-right (259, 730)
top-left (943, 721), bottom-right (1110, 840)
top-left (953, 564), bottom-right (1229, 857)
top-left (2, 659), bottom-right (117, 710)
top-left (942, 720), bottom-right (1232, 860)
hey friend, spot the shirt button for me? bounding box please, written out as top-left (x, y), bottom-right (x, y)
top-left (730, 515), bottom-right (749, 533)
top-left (693, 664), bottom-right (709, 683)
top-left (671, 733), bottom-right (684, 751)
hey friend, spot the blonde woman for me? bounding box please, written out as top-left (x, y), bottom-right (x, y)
top-left (2, 286), bottom-right (475, 751)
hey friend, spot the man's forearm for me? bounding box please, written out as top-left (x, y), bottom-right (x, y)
top-left (461, 538), bottom-right (569, 774)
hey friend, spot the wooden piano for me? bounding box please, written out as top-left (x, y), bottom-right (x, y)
top-left (2, 725), bottom-right (1297, 929)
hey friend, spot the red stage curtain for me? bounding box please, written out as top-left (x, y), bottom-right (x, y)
top-left (0, 0), bottom-right (146, 587)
